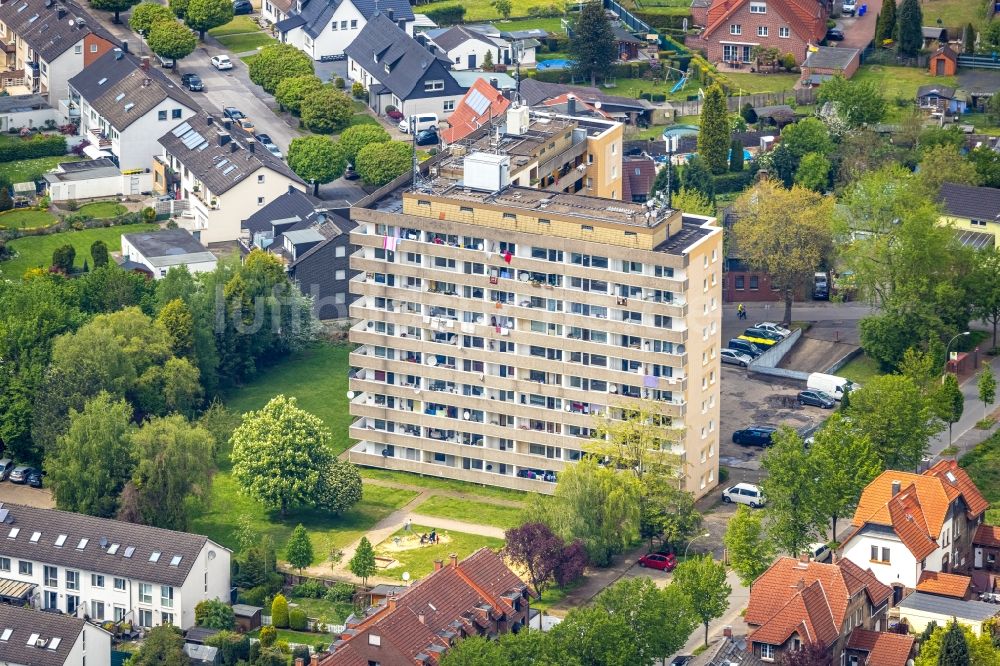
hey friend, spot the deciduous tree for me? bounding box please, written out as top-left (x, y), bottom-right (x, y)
top-left (724, 504), bottom-right (776, 587)
top-left (300, 86), bottom-right (354, 134)
top-left (504, 522), bottom-right (564, 597)
top-left (89, 0), bottom-right (140, 23)
top-left (285, 525), bottom-right (313, 573)
top-left (776, 642), bottom-right (833, 666)
top-left (440, 637), bottom-right (503, 665)
top-left (760, 427), bottom-right (822, 555)
top-left (917, 144), bottom-right (980, 196)
top-left (127, 625), bottom-right (187, 665)
top-left (349, 536), bottom-right (376, 586)
top-left (596, 577), bottom-right (696, 664)
top-left (315, 457), bottom-right (362, 514)
top-left (672, 186), bottom-right (714, 215)
top-left (156, 298), bottom-right (195, 359)
top-left (492, 0), bottom-right (512, 19)
top-left (698, 84), bottom-right (729, 174)
top-left (129, 2), bottom-right (175, 33)
top-left (733, 179), bottom-right (834, 324)
top-left (355, 140), bottom-right (412, 187)
top-left (274, 74), bottom-right (324, 115)
top-left (551, 604), bottom-right (642, 666)
top-left (673, 555), bottom-right (731, 648)
top-left (816, 76), bottom-right (887, 128)
top-left (248, 43), bottom-right (315, 94)
top-left (847, 374), bottom-right (940, 469)
top-left (935, 373), bottom-right (965, 446)
top-left (809, 413), bottom-right (881, 538)
top-left (230, 395), bottom-right (335, 515)
top-left (196, 599), bottom-right (236, 630)
top-left (288, 135), bottom-right (345, 196)
top-left (794, 152), bottom-right (831, 192)
top-left (979, 363), bottom-right (996, 417)
top-left (184, 0), bottom-right (233, 39)
top-left (569, 1), bottom-right (615, 87)
top-left (336, 124), bottom-right (391, 164)
top-left (147, 20), bottom-right (197, 64)
top-left (781, 117), bottom-right (833, 159)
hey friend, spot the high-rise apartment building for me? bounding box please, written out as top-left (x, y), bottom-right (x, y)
top-left (346, 116), bottom-right (723, 497)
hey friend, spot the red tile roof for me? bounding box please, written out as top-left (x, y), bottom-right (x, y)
top-left (916, 571), bottom-right (972, 599)
top-left (440, 78), bottom-right (510, 144)
top-left (703, 0), bottom-right (826, 43)
top-left (847, 629), bottom-right (914, 666)
top-left (746, 557), bottom-right (891, 649)
top-left (975, 524), bottom-right (1000, 548)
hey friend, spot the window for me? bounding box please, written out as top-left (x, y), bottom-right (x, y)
top-left (18, 561), bottom-right (31, 575)
top-left (757, 25), bottom-right (768, 36)
top-left (882, 547), bottom-right (890, 563)
top-left (424, 80), bottom-right (444, 92)
top-left (503, 212), bottom-right (516, 219)
top-left (335, 269), bottom-right (346, 280)
top-left (161, 612), bottom-right (174, 626)
top-left (158, 110), bottom-right (167, 121)
top-left (67, 595), bottom-right (79, 616)
top-left (730, 24), bottom-right (742, 35)
top-left (66, 570), bottom-right (79, 591)
top-left (779, 26), bottom-right (790, 37)
top-left (92, 574), bottom-right (105, 588)
top-left (734, 275), bottom-right (745, 290)
top-left (90, 44), bottom-right (98, 52)
top-left (0, 557), bottom-right (7, 572)
top-left (750, 1), bottom-right (766, 11)
top-left (350, 19), bottom-right (357, 27)
top-left (335, 246), bottom-right (346, 257)
top-left (74, 44), bottom-right (82, 54)
top-left (172, 108), bottom-right (182, 119)
top-left (44, 566), bottom-right (57, 587)
top-left (972, 219), bottom-right (988, 227)
top-left (138, 609), bottom-right (153, 628)
top-left (90, 601), bottom-right (105, 620)
top-left (760, 644), bottom-right (775, 661)
top-left (114, 577), bottom-right (126, 591)
top-left (341, 20), bottom-right (347, 28)
top-left (749, 275), bottom-right (759, 290)
top-left (139, 583), bottom-right (153, 604)
top-left (161, 586), bottom-right (174, 608)
top-left (257, 197), bottom-right (265, 205)
top-left (443, 100), bottom-right (455, 112)
top-left (335, 293), bottom-right (346, 304)
top-left (331, 20), bottom-right (338, 29)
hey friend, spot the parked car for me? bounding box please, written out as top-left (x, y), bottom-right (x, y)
top-left (156, 54), bottom-right (175, 68)
top-left (9, 465), bottom-right (33, 484)
top-left (842, 0), bottom-right (856, 15)
top-left (415, 127), bottom-right (439, 146)
top-left (754, 322), bottom-right (792, 338)
top-left (798, 390), bottom-right (836, 409)
top-left (344, 164), bottom-right (359, 180)
top-left (398, 113), bottom-right (438, 133)
top-left (236, 117), bottom-right (255, 133)
top-left (722, 482), bottom-right (765, 508)
top-left (319, 53), bottom-right (347, 62)
top-left (807, 372), bottom-right (860, 401)
top-left (181, 72), bottom-right (203, 91)
top-left (212, 54), bottom-right (234, 70)
top-left (637, 552), bottom-right (677, 571)
top-left (738, 329), bottom-right (779, 347)
top-left (255, 132), bottom-right (273, 145)
top-left (223, 106), bottom-right (244, 121)
top-left (732, 425), bottom-right (777, 447)
top-left (826, 28), bottom-right (845, 41)
top-left (727, 338), bottom-right (764, 359)
top-left (808, 542), bottom-right (831, 562)
top-left (232, 0), bottom-right (253, 13)
top-left (720, 348), bottom-right (754, 367)
top-left (26, 469), bottom-right (43, 488)
top-left (265, 143), bottom-right (282, 159)
top-left (813, 272), bottom-right (830, 300)
top-left (0, 459), bottom-right (14, 481)
top-left (670, 658), bottom-right (694, 666)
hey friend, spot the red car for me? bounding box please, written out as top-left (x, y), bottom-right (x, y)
top-left (638, 552), bottom-right (677, 571)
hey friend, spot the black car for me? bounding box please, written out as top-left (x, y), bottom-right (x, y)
top-left (26, 469), bottom-right (42, 488)
top-left (727, 338), bottom-right (764, 359)
top-left (181, 73), bottom-right (203, 91)
top-left (223, 106), bottom-right (245, 121)
top-left (798, 390), bottom-right (836, 409)
top-left (255, 133), bottom-right (273, 145)
top-left (343, 164), bottom-right (359, 180)
top-left (415, 127), bottom-right (439, 146)
top-left (670, 658), bottom-right (693, 666)
top-left (732, 425), bottom-right (778, 447)
top-left (233, 0), bottom-right (253, 13)
top-left (319, 53), bottom-right (347, 62)
top-left (826, 28), bottom-right (845, 41)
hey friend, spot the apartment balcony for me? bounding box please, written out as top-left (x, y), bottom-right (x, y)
top-left (88, 127), bottom-right (111, 149)
top-left (544, 164), bottom-right (585, 194)
top-left (0, 38), bottom-right (15, 54)
top-left (58, 98), bottom-right (79, 120)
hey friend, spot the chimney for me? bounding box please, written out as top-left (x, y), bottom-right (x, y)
top-left (799, 551), bottom-right (809, 564)
top-left (288, 184), bottom-right (295, 194)
top-left (295, 660), bottom-right (304, 666)
top-left (892, 480), bottom-right (901, 496)
top-left (217, 132), bottom-right (230, 147)
top-left (387, 595), bottom-right (397, 611)
top-left (249, 141), bottom-right (255, 154)
top-left (140, 56), bottom-right (149, 72)
top-left (230, 141), bottom-right (239, 153)
top-left (310, 655), bottom-right (319, 666)
top-left (723, 626), bottom-right (733, 639)
top-left (449, 553), bottom-right (458, 568)
top-left (56, 6), bottom-right (65, 18)
top-left (121, 40), bottom-right (128, 53)
top-left (418, 613), bottom-right (425, 624)
top-left (206, 116), bottom-right (213, 126)
top-left (223, 118), bottom-right (232, 130)
top-left (567, 93), bottom-right (576, 116)
top-left (386, 8), bottom-right (393, 21)
top-left (114, 48), bottom-right (123, 60)
top-left (433, 559), bottom-right (443, 571)
top-left (398, 18), bottom-right (405, 30)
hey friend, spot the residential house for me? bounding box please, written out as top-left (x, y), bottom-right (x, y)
top-left (744, 555), bottom-right (913, 665)
top-left (155, 113), bottom-right (306, 244)
top-left (0, 0), bottom-right (115, 106)
top-left (691, 633), bottom-right (764, 665)
top-left (0, 604), bottom-right (112, 666)
top-left (938, 182), bottom-right (1000, 238)
top-left (799, 45), bottom-right (860, 86)
top-left (240, 187), bottom-right (355, 319)
top-left (519, 78), bottom-right (655, 126)
top-left (319, 550), bottom-right (531, 665)
top-left (975, 524), bottom-right (1000, 574)
top-left (275, 0), bottom-right (413, 61)
top-left (424, 25), bottom-right (510, 70)
top-left (68, 49), bottom-right (198, 174)
top-left (840, 460), bottom-right (990, 594)
top-left (539, 92), bottom-right (615, 120)
top-left (622, 154), bottom-right (656, 202)
top-left (499, 27), bottom-right (546, 66)
top-left (261, 0), bottom-right (293, 26)
top-left (929, 43), bottom-right (958, 76)
top-left (0, 502), bottom-right (231, 629)
top-left (921, 25), bottom-right (947, 49)
top-left (916, 84), bottom-right (968, 115)
top-left (688, 0), bottom-right (828, 66)
top-left (0, 92), bottom-right (58, 131)
top-left (440, 77), bottom-right (510, 144)
top-left (120, 228), bottom-right (218, 278)
top-left (43, 157), bottom-right (123, 202)
top-left (345, 13), bottom-right (465, 117)
top-left (897, 592), bottom-right (1000, 636)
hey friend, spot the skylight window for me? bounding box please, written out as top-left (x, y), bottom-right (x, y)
top-left (108, 543), bottom-right (120, 555)
top-left (169, 555), bottom-right (182, 567)
top-left (0, 629), bottom-right (11, 641)
top-left (29, 532), bottom-right (40, 543)
top-left (54, 534), bottom-right (66, 547)
top-left (97, 77), bottom-right (107, 85)
top-left (115, 92), bottom-right (124, 101)
top-left (124, 103), bottom-right (135, 112)
top-left (26, 633), bottom-right (38, 646)
top-left (8, 528), bottom-right (18, 539)
top-left (48, 637), bottom-right (60, 651)
top-left (149, 551), bottom-right (160, 563)
top-left (76, 538), bottom-right (88, 550)
top-left (123, 546), bottom-right (135, 558)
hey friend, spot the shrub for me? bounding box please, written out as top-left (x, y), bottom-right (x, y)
top-left (334, 76), bottom-right (346, 89)
top-left (651, 93), bottom-right (666, 103)
top-left (292, 580), bottom-right (326, 598)
top-left (141, 206), bottom-right (156, 223)
top-left (527, 3), bottom-right (562, 17)
top-left (387, 109), bottom-right (403, 120)
top-left (385, 104), bottom-right (397, 114)
top-left (424, 3), bottom-right (465, 24)
top-left (205, 631), bottom-right (251, 665)
top-left (351, 81), bottom-right (364, 98)
top-left (0, 134), bottom-right (67, 162)
top-left (325, 582), bottom-right (355, 603)
top-left (289, 609), bottom-right (307, 631)
top-left (258, 625), bottom-right (277, 647)
top-left (271, 594), bottom-right (289, 628)
top-left (51, 244), bottom-right (75, 272)
top-left (292, 645), bottom-right (310, 663)
top-left (711, 170), bottom-right (754, 194)
top-left (239, 585), bottom-right (270, 607)
top-left (64, 199), bottom-right (79, 211)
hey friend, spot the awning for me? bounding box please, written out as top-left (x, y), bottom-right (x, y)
top-left (0, 577), bottom-right (35, 602)
top-left (82, 143), bottom-right (113, 160)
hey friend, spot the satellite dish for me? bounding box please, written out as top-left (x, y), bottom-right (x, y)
top-left (427, 357), bottom-right (437, 366)
top-left (519, 272), bottom-right (530, 281)
top-left (99, 537), bottom-right (109, 549)
top-left (346, 391), bottom-right (355, 400)
top-left (594, 101), bottom-right (602, 109)
top-left (402, 572), bottom-right (411, 582)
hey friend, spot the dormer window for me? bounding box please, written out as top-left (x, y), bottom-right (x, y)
top-left (385, 62), bottom-right (391, 74)
top-left (750, 2), bottom-right (766, 12)
top-left (425, 80), bottom-right (444, 92)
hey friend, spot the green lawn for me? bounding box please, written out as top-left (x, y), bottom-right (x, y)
top-left (288, 596), bottom-right (353, 624)
top-left (190, 471), bottom-right (419, 565)
top-left (837, 353), bottom-right (883, 385)
top-left (215, 32), bottom-right (276, 53)
top-left (496, 17), bottom-right (567, 33)
top-left (374, 524), bottom-right (504, 578)
top-left (76, 201), bottom-right (127, 219)
top-left (359, 467), bottom-right (528, 502)
top-left (248, 627), bottom-right (335, 648)
top-left (532, 579), bottom-right (583, 612)
top-left (0, 208), bottom-right (57, 230)
top-left (964, 112), bottom-right (1000, 136)
top-left (0, 154), bottom-right (79, 184)
top-left (853, 65), bottom-right (955, 121)
top-left (412, 495), bottom-right (523, 530)
top-left (0, 224), bottom-right (159, 277)
top-left (415, 0), bottom-right (564, 21)
top-left (225, 343), bottom-right (354, 454)
top-left (919, 0), bottom-right (987, 28)
top-left (208, 15), bottom-right (261, 37)
top-left (347, 114), bottom-right (379, 128)
top-left (960, 430), bottom-right (1000, 524)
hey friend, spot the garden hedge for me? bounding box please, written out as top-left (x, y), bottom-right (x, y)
top-left (0, 134), bottom-right (67, 162)
top-left (288, 609), bottom-right (307, 631)
top-left (424, 4), bottom-right (465, 24)
top-left (711, 171), bottom-right (754, 194)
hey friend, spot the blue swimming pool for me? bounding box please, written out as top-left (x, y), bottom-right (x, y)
top-left (536, 58), bottom-right (576, 71)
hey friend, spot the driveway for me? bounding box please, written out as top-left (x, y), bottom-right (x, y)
top-left (836, 0), bottom-right (882, 50)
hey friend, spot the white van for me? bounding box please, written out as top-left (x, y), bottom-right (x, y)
top-left (807, 372), bottom-right (860, 401)
top-left (399, 113), bottom-right (439, 133)
top-left (842, 0), bottom-right (856, 15)
top-left (722, 483), bottom-right (765, 508)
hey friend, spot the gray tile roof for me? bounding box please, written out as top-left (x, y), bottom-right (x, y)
top-left (0, 502), bottom-right (216, 587)
top-left (500, 28), bottom-right (549, 40)
top-left (939, 182), bottom-right (1000, 221)
top-left (0, 605), bottom-right (94, 666)
top-left (159, 113), bottom-right (304, 195)
top-left (519, 78), bottom-right (653, 112)
top-left (430, 25), bottom-right (496, 52)
top-left (123, 228), bottom-right (217, 268)
top-left (803, 45), bottom-right (860, 70)
top-left (276, 0), bottom-right (412, 38)
top-left (0, 93), bottom-right (49, 112)
top-left (42, 158), bottom-right (120, 182)
top-left (898, 591), bottom-right (1000, 622)
top-left (611, 22), bottom-right (643, 43)
top-left (916, 84), bottom-right (957, 99)
top-left (691, 636), bottom-right (765, 666)
top-left (241, 187), bottom-right (350, 235)
top-left (0, 0), bottom-right (116, 64)
top-left (68, 49), bottom-right (197, 131)
top-left (345, 13), bottom-right (461, 101)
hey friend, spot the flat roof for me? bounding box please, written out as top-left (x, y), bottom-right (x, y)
top-left (123, 229), bottom-right (217, 267)
top-left (283, 228), bottom-right (326, 245)
top-left (898, 591), bottom-right (1000, 622)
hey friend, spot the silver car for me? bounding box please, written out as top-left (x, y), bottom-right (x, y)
top-left (720, 348), bottom-right (753, 367)
top-left (0, 458), bottom-right (13, 481)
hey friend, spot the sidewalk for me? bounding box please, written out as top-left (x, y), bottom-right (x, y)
top-left (673, 569), bottom-right (750, 658)
top-left (927, 353), bottom-right (1000, 460)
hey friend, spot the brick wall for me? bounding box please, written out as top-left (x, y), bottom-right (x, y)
top-left (83, 33), bottom-right (115, 68)
top-left (697, 1), bottom-right (826, 65)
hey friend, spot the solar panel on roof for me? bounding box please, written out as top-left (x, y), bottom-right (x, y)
top-left (181, 129), bottom-right (206, 150)
top-left (215, 159), bottom-right (230, 170)
top-left (171, 122), bottom-right (192, 137)
top-left (222, 165), bottom-right (237, 175)
top-left (466, 88), bottom-right (490, 115)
